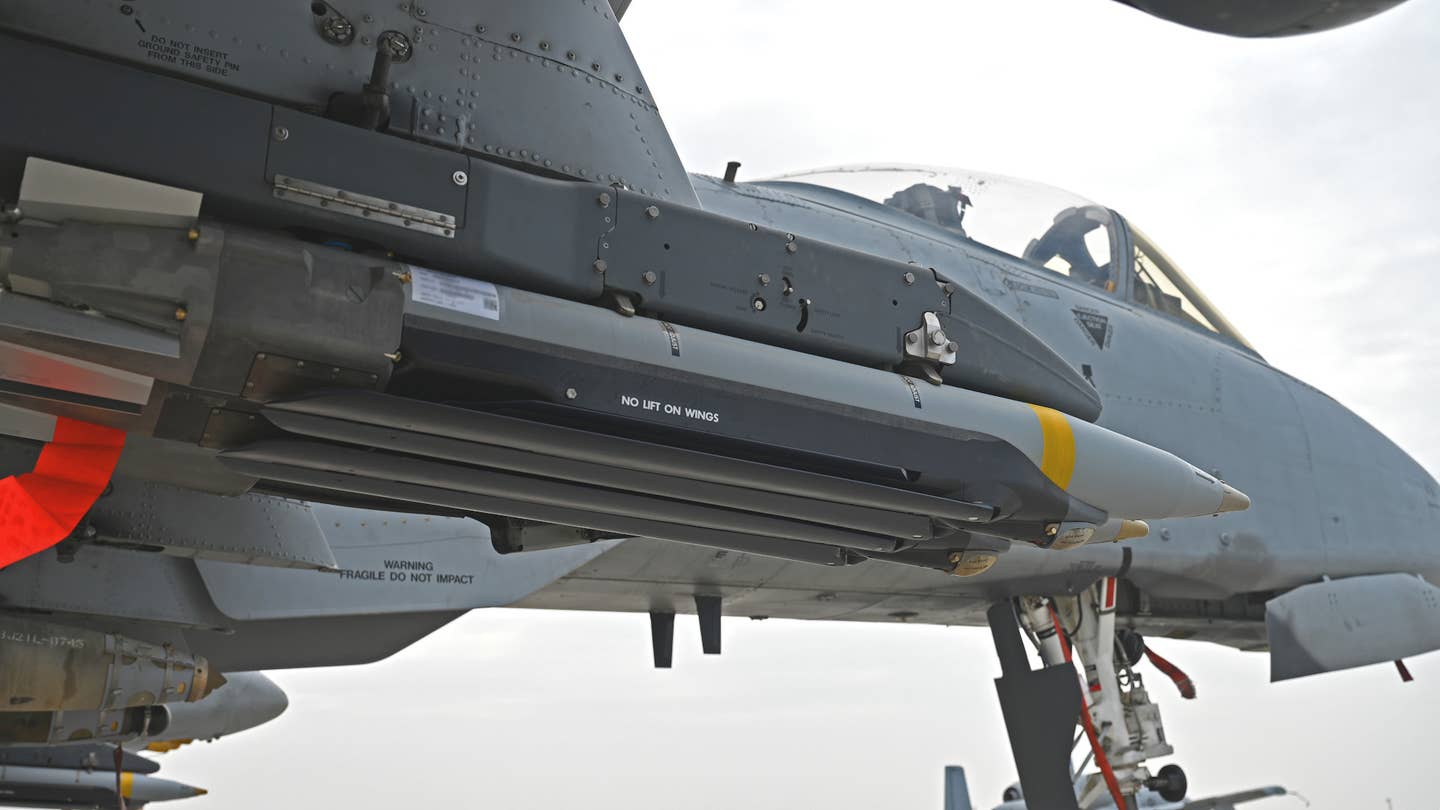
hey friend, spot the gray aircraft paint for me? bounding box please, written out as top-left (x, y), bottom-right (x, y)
top-left (196, 503), bottom-right (621, 620)
top-left (0, 0), bottom-right (1431, 681)
top-left (517, 173), bottom-right (1440, 665)
top-left (0, 495), bottom-right (617, 669)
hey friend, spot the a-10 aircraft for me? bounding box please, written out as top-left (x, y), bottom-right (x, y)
top-left (0, 0), bottom-right (1433, 808)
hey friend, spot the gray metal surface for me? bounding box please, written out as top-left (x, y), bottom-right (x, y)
top-left (226, 438), bottom-right (908, 552)
top-left (264, 407), bottom-right (936, 539)
top-left (1115, 0), bottom-right (1409, 36)
top-left (0, 0), bottom-right (692, 203)
top-left (944, 767), bottom-right (974, 810)
top-left (0, 747), bottom-right (158, 775)
top-left (194, 503), bottom-right (618, 621)
top-left (0, 45), bottom-right (1097, 421)
top-left (399, 279), bottom-right (1232, 523)
top-left (0, 544), bottom-right (225, 629)
top-left (1266, 573), bottom-right (1440, 681)
top-left (85, 479), bottom-right (337, 570)
top-left (267, 392), bottom-right (995, 524)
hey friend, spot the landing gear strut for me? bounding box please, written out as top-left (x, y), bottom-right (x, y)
top-left (987, 577), bottom-right (1190, 810)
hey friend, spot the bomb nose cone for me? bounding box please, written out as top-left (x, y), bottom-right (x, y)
top-left (1114, 519), bottom-right (1150, 541)
top-left (1217, 482), bottom-right (1251, 514)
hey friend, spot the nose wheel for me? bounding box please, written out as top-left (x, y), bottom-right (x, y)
top-left (1146, 763), bottom-right (1189, 803)
top-left (987, 578), bottom-right (1194, 809)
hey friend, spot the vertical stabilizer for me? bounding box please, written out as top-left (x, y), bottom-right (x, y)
top-left (944, 767), bottom-right (974, 810)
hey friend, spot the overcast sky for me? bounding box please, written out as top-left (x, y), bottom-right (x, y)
top-left (160, 2), bottom-right (1440, 808)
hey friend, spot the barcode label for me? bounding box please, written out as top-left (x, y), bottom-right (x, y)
top-left (407, 265), bottom-right (500, 321)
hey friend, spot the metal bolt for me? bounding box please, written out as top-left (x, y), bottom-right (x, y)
top-left (592, 259), bottom-right (608, 274)
top-left (641, 271), bottom-right (657, 286)
top-left (592, 63), bottom-right (602, 72)
top-left (452, 170), bottom-right (469, 186)
top-left (565, 388), bottom-right (578, 400)
top-left (323, 16), bottom-right (355, 44)
top-left (906, 333), bottom-right (920, 345)
top-left (174, 307), bottom-right (188, 322)
top-left (785, 242), bottom-right (797, 254)
top-left (930, 331), bottom-right (947, 347)
top-left (273, 125), bottom-right (290, 141)
top-left (752, 296), bottom-right (767, 312)
top-left (186, 226), bottom-right (200, 242)
top-left (596, 192), bottom-right (611, 208)
top-left (644, 205), bottom-right (659, 220)
top-left (1044, 523), bottom-right (1059, 537)
top-left (945, 341), bottom-right (958, 353)
top-left (378, 30), bottom-right (413, 62)
top-left (903, 271), bottom-right (915, 285)
top-left (757, 273), bottom-right (770, 286)
top-left (510, 32), bottom-right (521, 43)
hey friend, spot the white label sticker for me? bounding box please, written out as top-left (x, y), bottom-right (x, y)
top-left (408, 266), bottom-right (500, 320)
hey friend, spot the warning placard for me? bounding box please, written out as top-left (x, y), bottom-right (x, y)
top-left (409, 266), bottom-right (501, 320)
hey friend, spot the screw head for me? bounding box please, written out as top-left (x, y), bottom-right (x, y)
top-left (452, 170), bottom-right (469, 186)
top-left (641, 271), bottom-right (657, 286)
top-left (644, 205), bottom-right (660, 220)
top-left (785, 242), bottom-right (798, 254)
top-left (273, 125), bottom-right (290, 142)
top-left (757, 273), bottom-right (770, 286)
top-left (903, 271), bottom-right (915, 285)
top-left (596, 192), bottom-right (612, 208)
top-left (906, 332), bottom-right (920, 345)
top-left (565, 388), bottom-right (578, 400)
top-left (930, 331), bottom-right (948, 346)
top-left (945, 341), bottom-right (958, 353)
top-left (592, 259), bottom-right (608, 274)
top-left (751, 296), bottom-right (767, 312)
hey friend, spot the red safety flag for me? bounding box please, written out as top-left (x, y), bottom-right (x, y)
top-left (0, 417), bottom-right (125, 567)
top-left (1144, 646), bottom-right (1197, 699)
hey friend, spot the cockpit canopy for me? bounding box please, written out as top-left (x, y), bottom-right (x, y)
top-left (765, 165), bottom-right (1255, 353)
